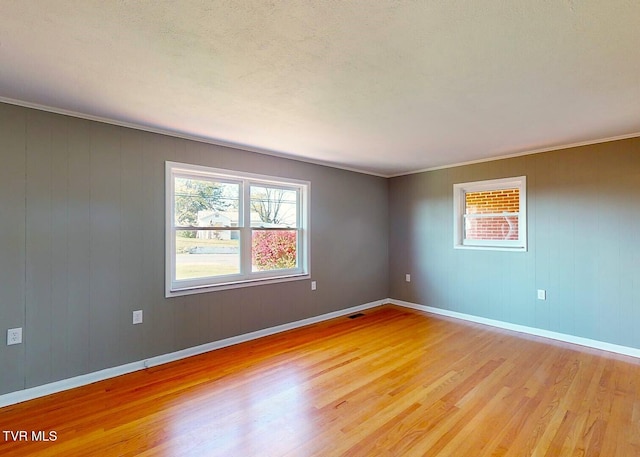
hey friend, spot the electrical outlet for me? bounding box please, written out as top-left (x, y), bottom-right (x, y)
top-left (537, 289), bottom-right (546, 300)
top-left (311, 281), bottom-right (317, 291)
top-left (133, 310), bottom-right (143, 325)
top-left (7, 328), bottom-right (22, 345)
top-left (405, 274), bottom-right (411, 282)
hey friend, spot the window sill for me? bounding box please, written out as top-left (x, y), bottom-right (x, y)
top-left (166, 273), bottom-right (311, 298)
top-left (454, 245), bottom-right (527, 252)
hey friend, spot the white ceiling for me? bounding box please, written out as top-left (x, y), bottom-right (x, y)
top-left (1, 1), bottom-right (639, 176)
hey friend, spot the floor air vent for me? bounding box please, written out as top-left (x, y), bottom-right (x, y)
top-left (347, 313), bottom-right (365, 319)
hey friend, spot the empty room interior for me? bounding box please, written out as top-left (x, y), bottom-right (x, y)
top-left (1, 2), bottom-right (640, 456)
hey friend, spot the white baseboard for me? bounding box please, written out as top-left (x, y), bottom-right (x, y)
top-left (0, 299), bottom-right (385, 408)
top-left (388, 299), bottom-right (640, 359)
top-left (5, 297), bottom-right (639, 408)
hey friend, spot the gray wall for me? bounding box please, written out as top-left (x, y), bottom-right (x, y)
top-left (389, 138), bottom-right (640, 349)
top-left (3, 99), bottom-right (638, 398)
top-left (0, 102), bottom-right (389, 395)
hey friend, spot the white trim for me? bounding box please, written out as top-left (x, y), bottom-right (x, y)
top-left (165, 161), bottom-right (311, 297)
top-left (453, 245), bottom-right (526, 252)
top-left (166, 273), bottom-right (311, 297)
top-left (0, 299), bottom-right (386, 408)
top-left (388, 299), bottom-right (640, 359)
top-left (388, 132), bottom-right (640, 177)
top-left (453, 176), bottom-right (527, 251)
top-left (454, 176), bottom-right (525, 191)
top-left (0, 96), bottom-right (388, 178)
top-left (4, 297), bottom-right (640, 408)
top-left (3, 97), bottom-right (639, 180)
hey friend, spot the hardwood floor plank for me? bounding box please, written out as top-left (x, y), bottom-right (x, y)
top-left (2, 305), bottom-right (640, 456)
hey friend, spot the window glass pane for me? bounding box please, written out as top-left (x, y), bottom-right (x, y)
top-left (465, 216), bottom-right (519, 240)
top-left (465, 188), bottom-right (519, 215)
top-left (252, 230), bottom-right (298, 272)
top-left (174, 177), bottom-right (239, 227)
top-left (168, 162), bottom-right (309, 295)
top-left (453, 176), bottom-right (526, 251)
top-left (175, 230), bottom-right (240, 280)
top-left (250, 186), bottom-right (298, 228)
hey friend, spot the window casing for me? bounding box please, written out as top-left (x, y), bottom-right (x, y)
top-left (166, 162), bottom-right (310, 296)
top-left (453, 176), bottom-right (527, 251)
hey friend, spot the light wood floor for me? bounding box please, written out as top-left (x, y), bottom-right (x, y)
top-left (2, 304), bottom-right (640, 456)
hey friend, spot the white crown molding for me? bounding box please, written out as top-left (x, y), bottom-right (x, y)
top-left (0, 96), bottom-right (388, 178)
top-left (0, 299), bottom-right (385, 408)
top-left (3, 96), bottom-right (638, 180)
top-left (388, 132), bottom-right (640, 178)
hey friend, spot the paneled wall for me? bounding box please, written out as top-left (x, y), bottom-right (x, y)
top-left (3, 99), bottom-right (638, 398)
top-left (0, 103), bottom-right (390, 395)
top-left (389, 138), bottom-right (640, 349)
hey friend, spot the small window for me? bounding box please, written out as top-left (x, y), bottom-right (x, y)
top-left (166, 162), bottom-right (309, 296)
top-left (453, 176), bottom-right (527, 251)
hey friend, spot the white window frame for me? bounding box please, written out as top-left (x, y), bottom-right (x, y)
top-left (166, 161), bottom-right (310, 297)
top-left (453, 176), bottom-right (527, 252)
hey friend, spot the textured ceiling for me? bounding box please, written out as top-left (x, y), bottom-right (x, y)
top-left (1, 1), bottom-right (639, 176)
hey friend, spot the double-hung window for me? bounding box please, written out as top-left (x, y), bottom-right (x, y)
top-left (453, 176), bottom-right (527, 251)
top-left (166, 162), bottom-right (309, 296)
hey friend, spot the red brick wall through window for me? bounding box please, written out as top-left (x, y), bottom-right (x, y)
top-left (464, 189), bottom-right (520, 240)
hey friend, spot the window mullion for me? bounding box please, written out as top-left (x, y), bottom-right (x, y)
top-left (241, 180), bottom-right (252, 275)
top-left (167, 161), bottom-right (309, 296)
top-left (463, 212), bottom-right (520, 219)
top-left (296, 189), bottom-right (302, 269)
